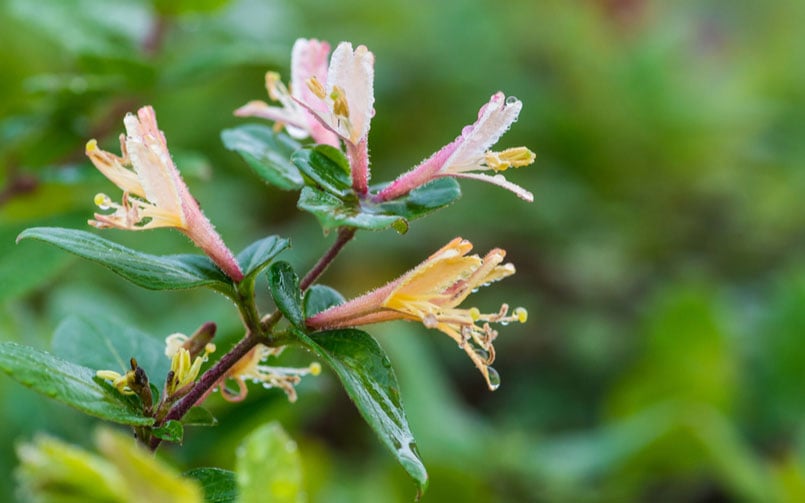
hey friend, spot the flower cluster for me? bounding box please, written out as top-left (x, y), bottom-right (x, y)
top-left (87, 37), bottom-right (532, 407)
top-left (237, 38), bottom-right (535, 202)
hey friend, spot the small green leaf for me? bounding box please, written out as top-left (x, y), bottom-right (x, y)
top-left (294, 329), bottom-right (428, 494)
top-left (221, 125), bottom-right (304, 190)
top-left (373, 178), bottom-right (462, 220)
top-left (236, 422), bottom-right (304, 503)
top-left (17, 227), bottom-right (235, 296)
top-left (292, 145), bottom-right (352, 195)
top-left (151, 0), bottom-right (230, 16)
top-left (0, 342), bottom-right (153, 425)
top-left (96, 428), bottom-right (203, 501)
top-left (267, 262), bottom-right (304, 328)
top-left (297, 187), bottom-right (404, 233)
top-left (152, 420), bottom-right (184, 443)
top-left (184, 468), bottom-right (237, 503)
top-left (303, 285), bottom-right (345, 317)
top-left (182, 407), bottom-right (218, 427)
top-left (237, 235), bottom-right (291, 281)
top-left (298, 179), bottom-right (461, 234)
top-left (51, 314), bottom-right (171, 385)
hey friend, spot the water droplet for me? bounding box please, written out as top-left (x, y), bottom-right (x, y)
top-left (422, 314), bottom-right (438, 328)
top-left (471, 288), bottom-right (479, 294)
top-left (486, 367), bottom-right (501, 390)
top-left (500, 320), bottom-right (510, 327)
top-left (505, 95), bottom-right (518, 106)
top-left (473, 347), bottom-right (490, 361)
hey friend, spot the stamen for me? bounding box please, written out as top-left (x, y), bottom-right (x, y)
top-left (330, 85), bottom-right (350, 118)
top-left (94, 193), bottom-right (113, 210)
top-left (306, 76), bottom-right (327, 99)
top-left (265, 72), bottom-right (283, 101)
top-left (485, 147), bottom-right (536, 171)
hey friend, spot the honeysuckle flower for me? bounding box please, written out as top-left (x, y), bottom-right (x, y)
top-left (96, 369), bottom-right (137, 395)
top-left (87, 106), bottom-right (244, 281)
top-left (164, 333), bottom-right (216, 396)
top-left (220, 345), bottom-right (321, 403)
top-left (375, 92), bottom-right (535, 203)
top-left (296, 41), bottom-right (375, 194)
top-left (234, 38), bottom-right (340, 147)
top-left (306, 237), bottom-right (527, 390)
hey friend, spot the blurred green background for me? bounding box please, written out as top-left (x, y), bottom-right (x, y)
top-left (2, 0), bottom-right (805, 501)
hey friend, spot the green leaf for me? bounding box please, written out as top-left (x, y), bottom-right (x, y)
top-left (51, 314), bottom-right (171, 385)
top-left (294, 329), bottom-right (428, 494)
top-left (96, 428), bottom-right (203, 501)
top-left (17, 227), bottom-right (235, 296)
top-left (236, 422), bottom-right (304, 503)
top-left (151, 0), bottom-right (230, 15)
top-left (303, 285), bottom-right (345, 317)
top-left (182, 407), bottom-right (218, 427)
top-left (236, 235), bottom-right (291, 281)
top-left (292, 145), bottom-right (352, 196)
top-left (0, 342), bottom-right (153, 426)
top-left (297, 179), bottom-right (461, 234)
top-left (221, 124), bottom-right (304, 190)
top-left (373, 178), bottom-right (462, 220)
top-left (297, 187), bottom-right (404, 233)
top-left (184, 468), bottom-right (237, 503)
top-left (152, 420), bottom-right (184, 443)
top-left (267, 261), bottom-right (304, 329)
top-left (0, 223), bottom-right (72, 303)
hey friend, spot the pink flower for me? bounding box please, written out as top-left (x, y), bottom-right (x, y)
top-left (306, 238), bottom-right (527, 390)
top-left (87, 106), bottom-right (244, 281)
top-left (375, 92), bottom-right (535, 203)
top-left (235, 39), bottom-right (339, 147)
top-left (296, 41), bottom-right (375, 195)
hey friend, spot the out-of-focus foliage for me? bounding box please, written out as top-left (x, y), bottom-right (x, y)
top-left (2, 0), bottom-right (805, 501)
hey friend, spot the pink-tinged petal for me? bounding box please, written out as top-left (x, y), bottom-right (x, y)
top-left (291, 39), bottom-right (331, 117)
top-left (233, 100), bottom-right (309, 138)
top-left (442, 92), bottom-right (522, 172)
top-left (123, 108), bottom-right (185, 224)
top-left (327, 42), bottom-right (375, 143)
top-left (445, 172), bottom-right (534, 202)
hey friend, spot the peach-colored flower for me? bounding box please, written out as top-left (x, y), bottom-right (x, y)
top-left (235, 38), bottom-right (339, 147)
top-left (220, 345), bottom-right (320, 403)
top-left (375, 92), bottom-right (535, 203)
top-left (306, 238), bottom-right (527, 390)
top-left (87, 106), bottom-right (243, 281)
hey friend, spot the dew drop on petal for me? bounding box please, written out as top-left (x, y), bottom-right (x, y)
top-left (423, 314), bottom-right (438, 328)
top-left (474, 347), bottom-right (490, 361)
top-left (505, 95), bottom-right (518, 106)
top-left (486, 366), bottom-right (501, 390)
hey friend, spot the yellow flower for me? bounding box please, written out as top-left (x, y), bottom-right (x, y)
top-left (164, 333), bottom-right (216, 397)
top-left (86, 106), bottom-right (243, 281)
top-left (221, 345), bottom-right (320, 403)
top-left (306, 237), bottom-right (527, 390)
top-left (96, 369), bottom-right (137, 396)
